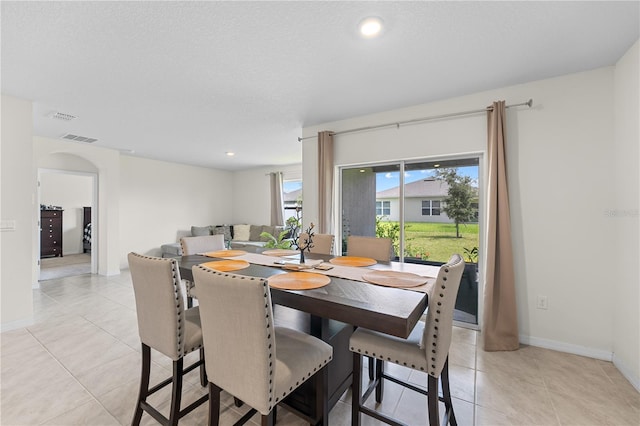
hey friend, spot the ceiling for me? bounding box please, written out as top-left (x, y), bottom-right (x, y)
top-left (2, 1), bottom-right (638, 171)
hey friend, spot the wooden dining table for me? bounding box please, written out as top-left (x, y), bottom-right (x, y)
top-left (179, 252), bottom-right (436, 426)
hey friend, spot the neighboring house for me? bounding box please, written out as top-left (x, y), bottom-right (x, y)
top-left (283, 188), bottom-right (302, 222)
top-left (376, 178), bottom-right (478, 223)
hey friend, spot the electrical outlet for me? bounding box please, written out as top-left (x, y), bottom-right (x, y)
top-left (536, 295), bottom-right (548, 310)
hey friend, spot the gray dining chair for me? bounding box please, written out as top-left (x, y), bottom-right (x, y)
top-left (192, 265), bottom-right (333, 426)
top-left (180, 234), bottom-right (226, 307)
top-left (350, 254), bottom-right (465, 426)
top-left (347, 235), bottom-right (392, 262)
top-left (347, 235), bottom-right (393, 378)
top-left (300, 232), bottom-right (334, 255)
top-left (128, 252), bottom-right (208, 426)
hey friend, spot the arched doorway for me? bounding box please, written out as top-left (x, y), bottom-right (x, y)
top-left (37, 153), bottom-right (98, 281)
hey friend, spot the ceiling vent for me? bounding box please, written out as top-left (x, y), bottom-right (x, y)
top-left (48, 111), bottom-right (78, 121)
top-left (61, 133), bottom-right (98, 143)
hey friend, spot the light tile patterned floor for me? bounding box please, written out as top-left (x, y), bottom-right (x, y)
top-left (1, 271), bottom-right (638, 425)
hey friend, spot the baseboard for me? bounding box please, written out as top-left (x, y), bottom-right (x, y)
top-left (613, 353), bottom-right (640, 392)
top-left (1, 316), bottom-right (35, 333)
top-left (519, 334), bottom-right (613, 361)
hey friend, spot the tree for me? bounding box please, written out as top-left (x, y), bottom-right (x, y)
top-left (434, 168), bottom-right (476, 238)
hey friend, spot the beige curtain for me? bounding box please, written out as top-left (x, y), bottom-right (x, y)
top-left (269, 172), bottom-right (284, 226)
top-left (483, 101), bottom-right (519, 351)
top-left (318, 131), bottom-right (334, 234)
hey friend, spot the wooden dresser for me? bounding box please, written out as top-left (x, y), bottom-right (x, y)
top-left (41, 209), bottom-right (63, 257)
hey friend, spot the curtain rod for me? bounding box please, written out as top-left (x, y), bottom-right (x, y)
top-left (297, 98), bottom-right (533, 142)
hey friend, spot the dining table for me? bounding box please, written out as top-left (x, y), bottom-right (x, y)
top-left (179, 250), bottom-right (439, 426)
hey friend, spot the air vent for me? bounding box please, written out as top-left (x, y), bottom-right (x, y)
top-left (61, 134), bottom-right (98, 143)
top-left (48, 112), bottom-right (78, 121)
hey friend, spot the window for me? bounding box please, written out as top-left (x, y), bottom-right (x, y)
top-left (421, 200), bottom-right (441, 216)
top-left (376, 200), bottom-right (390, 216)
top-left (341, 156), bottom-right (480, 326)
top-left (283, 180), bottom-right (302, 222)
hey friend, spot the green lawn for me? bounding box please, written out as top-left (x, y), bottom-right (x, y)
top-left (400, 222), bottom-right (479, 263)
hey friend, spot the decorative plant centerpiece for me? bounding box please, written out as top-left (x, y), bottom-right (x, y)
top-left (282, 206), bottom-right (315, 264)
top-left (293, 223), bottom-right (315, 264)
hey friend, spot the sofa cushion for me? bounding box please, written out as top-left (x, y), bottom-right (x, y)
top-left (249, 225), bottom-right (263, 242)
top-left (161, 243), bottom-right (182, 257)
top-left (213, 225), bottom-right (232, 241)
top-left (233, 224), bottom-right (251, 241)
top-left (191, 225), bottom-right (212, 236)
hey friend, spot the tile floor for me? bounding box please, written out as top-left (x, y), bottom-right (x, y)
top-left (1, 271), bottom-right (638, 426)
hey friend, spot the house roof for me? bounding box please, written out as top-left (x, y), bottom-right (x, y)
top-left (284, 188), bottom-right (302, 203)
top-left (376, 179), bottom-right (450, 199)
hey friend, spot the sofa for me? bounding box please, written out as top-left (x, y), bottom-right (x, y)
top-left (161, 224), bottom-right (285, 258)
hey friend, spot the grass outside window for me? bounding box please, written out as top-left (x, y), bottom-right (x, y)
top-left (394, 222), bottom-right (479, 263)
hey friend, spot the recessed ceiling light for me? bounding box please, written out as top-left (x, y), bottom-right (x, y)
top-left (433, 164), bottom-right (440, 168)
top-left (359, 169), bottom-right (366, 173)
top-left (226, 152), bottom-right (235, 157)
top-left (359, 17), bottom-right (383, 38)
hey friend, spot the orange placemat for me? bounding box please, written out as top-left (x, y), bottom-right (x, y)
top-left (201, 260), bottom-right (250, 272)
top-left (329, 256), bottom-right (377, 267)
top-left (268, 272), bottom-right (331, 290)
top-left (362, 270), bottom-right (429, 288)
top-left (262, 249), bottom-right (299, 257)
top-left (203, 250), bottom-right (247, 258)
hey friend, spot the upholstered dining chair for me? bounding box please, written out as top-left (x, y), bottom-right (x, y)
top-left (192, 266), bottom-right (334, 426)
top-left (127, 253), bottom-right (208, 426)
top-left (300, 232), bottom-right (335, 255)
top-left (347, 235), bottom-right (393, 262)
top-left (180, 234), bottom-right (226, 307)
top-left (350, 254), bottom-right (465, 426)
top-left (347, 235), bottom-right (393, 378)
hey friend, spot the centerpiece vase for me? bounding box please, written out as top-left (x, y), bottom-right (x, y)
top-left (299, 250), bottom-right (305, 264)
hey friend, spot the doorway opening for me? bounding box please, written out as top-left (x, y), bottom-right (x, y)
top-left (38, 169), bottom-right (97, 281)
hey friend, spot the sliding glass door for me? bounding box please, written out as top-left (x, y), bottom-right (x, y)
top-left (340, 156), bottom-right (480, 325)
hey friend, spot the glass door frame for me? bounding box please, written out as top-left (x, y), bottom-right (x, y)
top-left (336, 152), bottom-right (485, 329)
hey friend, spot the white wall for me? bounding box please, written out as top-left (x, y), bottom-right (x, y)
top-left (119, 155), bottom-right (233, 268)
top-left (40, 172), bottom-right (92, 255)
top-left (612, 40), bottom-right (639, 389)
top-left (232, 164), bottom-right (302, 225)
top-left (1, 95), bottom-right (34, 325)
top-left (304, 66), bottom-right (631, 367)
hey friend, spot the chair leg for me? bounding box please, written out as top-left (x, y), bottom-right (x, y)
top-left (368, 356), bottom-right (375, 380)
top-left (351, 352), bottom-right (362, 426)
top-left (199, 347), bottom-right (207, 387)
top-left (132, 343), bottom-right (151, 426)
top-left (208, 383), bottom-right (221, 426)
top-left (427, 374), bottom-right (440, 426)
top-left (168, 358), bottom-right (184, 426)
top-left (187, 296), bottom-right (194, 309)
top-left (441, 358), bottom-right (457, 426)
top-left (261, 410), bottom-right (275, 426)
top-left (375, 359), bottom-right (384, 403)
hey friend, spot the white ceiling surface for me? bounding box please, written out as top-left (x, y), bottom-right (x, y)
top-left (2, 1), bottom-right (638, 171)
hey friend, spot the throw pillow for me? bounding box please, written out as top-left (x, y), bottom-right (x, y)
top-left (191, 225), bottom-right (211, 236)
top-left (213, 225), bottom-right (232, 242)
top-left (233, 224), bottom-right (251, 241)
top-left (249, 225), bottom-right (263, 242)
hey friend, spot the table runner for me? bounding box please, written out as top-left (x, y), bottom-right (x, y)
top-left (234, 252), bottom-right (438, 293)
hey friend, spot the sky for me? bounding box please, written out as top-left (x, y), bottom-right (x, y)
top-left (283, 180), bottom-right (302, 193)
top-left (375, 165), bottom-right (478, 192)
